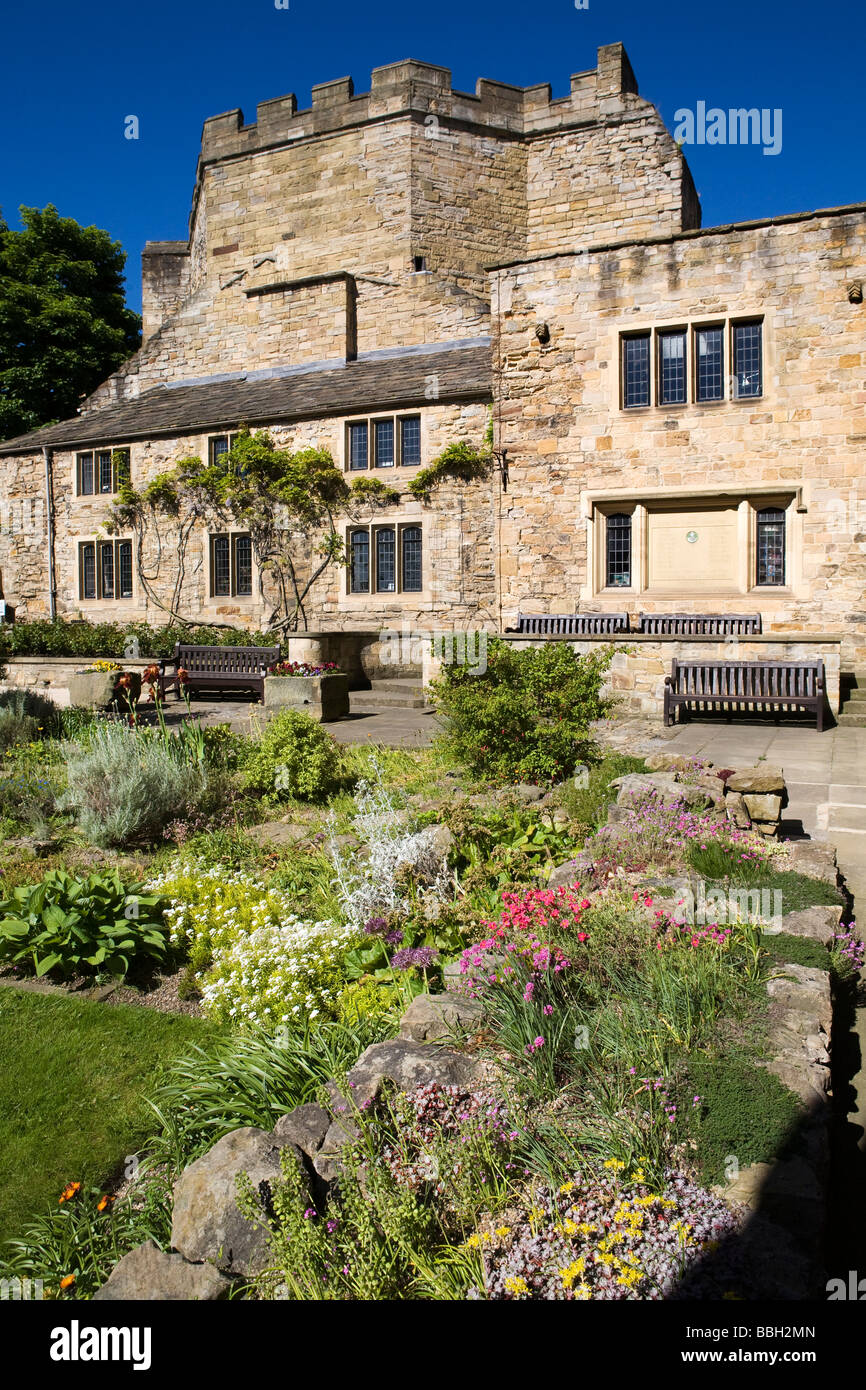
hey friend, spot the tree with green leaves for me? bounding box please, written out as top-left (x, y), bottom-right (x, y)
top-left (0, 205), bottom-right (141, 440)
top-left (108, 429), bottom-right (399, 630)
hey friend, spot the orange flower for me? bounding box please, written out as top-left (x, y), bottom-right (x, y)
top-left (59, 1182), bottom-right (81, 1204)
top-left (60, 1275), bottom-right (75, 1289)
top-left (97, 1194), bottom-right (115, 1212)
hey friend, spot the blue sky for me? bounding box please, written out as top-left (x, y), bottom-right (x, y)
top-left (1, 0), bottom-right (861, 313)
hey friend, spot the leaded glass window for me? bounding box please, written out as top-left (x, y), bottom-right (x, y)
top-left (623, 335), bottom-right (650, 408)
top-left (756, 507), bottom-right (785, 586)
top-left (402, 526), bottom-right (422, 592)
top-left (696, 326), bottom-right (724, 402)
top-left (606, 513), bottom-right (632, 588)
top-left (733, 321), bottom-right (763, 399)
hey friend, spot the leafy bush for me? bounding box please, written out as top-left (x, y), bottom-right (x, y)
top-left (0, 868), bottom-right (169, 978)
top-left (686, 1052), bottom-right (802, 1185)
top-left (431, 638), bottom-right (614, 784)
top-left (0, 690), bottom-right (62, 747)
top-left (243, 709), bottom-right (341, 802)
top-left (0, 619), bottom-right (279, 660)
top-left (147, 862), bottom-right (361, 1027)
top-left (61, 721), bottom-right (209, 845)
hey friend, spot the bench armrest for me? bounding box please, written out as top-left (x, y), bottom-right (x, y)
top-left (663, 674), bottom-right (674, 688)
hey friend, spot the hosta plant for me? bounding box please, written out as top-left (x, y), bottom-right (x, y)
top-left (0, 868), bottom-right (170, 979)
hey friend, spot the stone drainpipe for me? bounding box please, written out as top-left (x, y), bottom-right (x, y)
top-left (42, 447), bottom-right (57, 620)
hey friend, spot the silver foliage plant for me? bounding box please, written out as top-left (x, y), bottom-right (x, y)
top-left (328, 762), bottom-right (450, 931)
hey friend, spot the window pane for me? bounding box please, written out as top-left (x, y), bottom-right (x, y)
top-left (212, 536), bottom-right (230, 596)
top-left (606, 513), bottom-right (632, 587)
top-left (376, 528), bottom-right (396, 592)
top-left (696, 327), bottom-right (724, 401)
top-left (622, 335), bottom-right (650, 408)
top-left (117, 541), bottom-right (133, 599)
top-left (78, 453), bottom-right (94, 495)
top-left (234, 534), bottom-right (252, 596)
top-left (98, 542), bottom-right (114, 599)
top-left (348, 423), bottom-right (368, 471)
top-left (734, 322), bottom-right (762, 398)
top-left (350, 530), bottom-right (369, 593)
top-left (658, 330), bottom-right (686, 405)
top-left (374, 418), bottom-right (395, 468)
top-left (756, 507), bottom-right (785, 586)
top-left (98, 451), bottom-right (113, 494)
top-left (402, 526), bottom-right (422, 592)
top-left (211, 436), bottom-right (230, 464)
top-left (400, 416), bottom-right (421, 466)
top-left (80, 543), bottom-right (96, 599)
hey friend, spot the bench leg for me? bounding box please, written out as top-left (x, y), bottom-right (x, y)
top-left (817, 700), bottom-right (824, 734)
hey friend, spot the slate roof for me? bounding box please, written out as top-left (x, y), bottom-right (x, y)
top-left (0, 344), bottom-right (492, 455)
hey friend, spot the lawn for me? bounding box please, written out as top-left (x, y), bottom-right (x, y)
top-left (0, 988), bottom-right (223, 1246)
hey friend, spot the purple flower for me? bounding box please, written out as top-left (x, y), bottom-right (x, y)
top-left (364, 916), bottom-right (388, 936)
top-left (391, 946), bottom-right (439, 971)
top-left (384, 928), bottom-right (404, 946)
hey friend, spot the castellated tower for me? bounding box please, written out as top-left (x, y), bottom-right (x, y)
top-left (89, 43), bottom-right (698, 408)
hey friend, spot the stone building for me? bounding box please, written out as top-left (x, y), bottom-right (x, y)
top-left (0, 42), bottom-right (863, 705)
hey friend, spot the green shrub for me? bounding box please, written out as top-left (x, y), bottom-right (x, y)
top-left (61, 722), bottom-right (209, 845)
top-left (2, 619), bottom-right (280, 660)
top-left (0, 690), bottom-right (62, 747)
top-left (686, 1052), bottom-right (802, 1185)
top-left (0, 868), bottom-right (170, 979)
top-left (200, 721), bottom-right (252, 772)
top-left (243, 709), bottom-right (341, 802)
top-left (430, 638), bottom-right (614, 785)
top-left (763, 931), bottom-right (830, 971)
top-left (555, 752), bottom-right (647, 828)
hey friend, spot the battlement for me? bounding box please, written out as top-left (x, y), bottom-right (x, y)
top-left (199, 43), bottom-right (645, 163)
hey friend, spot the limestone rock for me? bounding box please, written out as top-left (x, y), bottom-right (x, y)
top-left (271, 1103), bottom-right (331, 1160)
top-left (743, 793), bottom-right (783, 822)
top-left (339, 1039), bottom-right (483, 1108)
top-left (93, 1241), bottom-right (232, 1301)
top-left (245, 821), bottom-right (309, 848)
top-left (774, 905), bottom-right (843, 945)
top-left (547, 853), bottom-right (594, 889)
top-left (725, 766), bottom-right (785, 794)
top-left (398, 991), bottom-right (483, 1043)
top-left (171, 1127), bottom-right (307, 1275)
top-left (644, 753), bottom-right (710, 773)
top-left (785, 840), bottom-right (839, 885)
top-left (724, 790), bottom-right (751, 828)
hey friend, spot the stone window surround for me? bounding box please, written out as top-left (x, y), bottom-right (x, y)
top-left (615, 313), bottom-right (769, 412)
top-left (341, 411), bottom-right (426, 473)
top-left (74, 445), bottom-right (132, 498)
top-left (583, 484), bottom-right (802, 601)
top-left (207, 530), bottom-right (255, 600)
top-left (341, 520), bottom-right (429, 603)
top-left (73, 533), bottom-right (135, 605)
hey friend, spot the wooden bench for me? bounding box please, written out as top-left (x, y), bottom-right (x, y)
top-left (664, 658), bottom-right (825, 731)
top-left (516, 613), bottom-right (629, 635)
top-left (158, 643), bottom-right (281, 702)
top-left (640, 613), bottom-right (762, 637)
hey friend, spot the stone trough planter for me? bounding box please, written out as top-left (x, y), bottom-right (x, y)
top-left (67, 670), bottom-right (142, 710)
top-left (263, 673), bottom-right (349, 722)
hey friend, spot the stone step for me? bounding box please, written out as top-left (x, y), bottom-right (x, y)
top-left (843, 687), bottom-right (866, 703)
top-left (350, 691), bottom-right (431, 711)
top-left (836, 711), bottom-right (866, 728)
top-left (361, 678), bottom-right (425, 695)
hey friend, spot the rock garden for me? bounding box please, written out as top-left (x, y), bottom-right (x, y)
top-left (0, 629), bottom-right (860, 1302)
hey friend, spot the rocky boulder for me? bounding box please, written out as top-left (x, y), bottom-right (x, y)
top-left (398, 992), bottom-right (483, 1043)
top-left (338, 1039), bottom-right (483, 1108)
top-left (271, 1103), bottom-right (331, 1162)
top-left (171, 1127), bottom-right (308, 1275)
top-left (93, 1241), bottom-right (232, 1301)
top-left (725, 765), bottom-right (786, 795)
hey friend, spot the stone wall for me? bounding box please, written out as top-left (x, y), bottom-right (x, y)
top-left (491, 206), bottom-right (866, 670)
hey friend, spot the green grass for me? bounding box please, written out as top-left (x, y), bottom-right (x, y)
top-left (687, 842), bottom-right (844, 915)
top-left (686, 1051), bottom-right (803, 1185)
top-left (0, 989), bottom-right (223, 1247)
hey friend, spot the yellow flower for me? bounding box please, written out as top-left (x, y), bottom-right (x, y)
top-left (577, 1221), bottom-right (596, 1235)
top-left (603, 1158), bottom-right (626, 1171)
top-left (495, 1226), bottom-right (510, 1239)
top-left (465, 1233), bottom-right (481, 1249)
top-left (559, 1181), bottom-right (574, 1195)
top-left (559, 1257), bottom-right (586, 1290)
top-left (574, 1282), bottom-right (592, 1300)
top-left (504, 1275), bottom-right (529, 1298)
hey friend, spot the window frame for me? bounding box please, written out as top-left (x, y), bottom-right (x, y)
top-left (618, 318), bottom-right (764, 411)
top-left (754, 504), bottom-right (787, 588)
top-left (208, 433), bottom-right (240, 466)
top-left (345, 523), bottom-right (423, 595)
top-left (209, 531), bottom-right (254, 599)
top-left (77, 537), bottom-right (134, 601)
top-left (76, 447), bottom-right (131, 497)
top-left (344, 414), bottom-right (424, 472)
